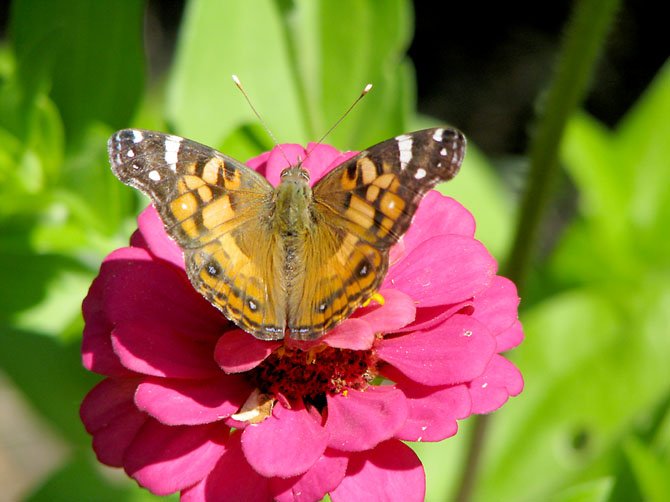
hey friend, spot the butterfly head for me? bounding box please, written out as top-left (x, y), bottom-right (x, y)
top-left (279, 165), bottom-right (311, 185)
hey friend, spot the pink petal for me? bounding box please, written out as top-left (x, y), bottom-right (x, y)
top-left (81, 278), bottom-right (130, 376)
top-left (376, 314), bottom-right (496, 386)
top-left (496, 319), bottom-right (524, 352)
top-left (134, 375), bottom-right (251, 425)
top-left (324, 386), bottom-right (408, 452)
top-left (403, 192), bottom-right (476, 253)
top-left (471, 276), bottom-right (520, 336)
top-left (80, 378), bottom-right (146, 467)
top-left (111, 320), bottom-right (220, 378)
top-left (264, 144), bottom-right (308, 186)
top-left (124, 420), bottom-right (228, 496)
top-left (468, 355), bottom-right (524, 414)
top-left (182, 432), bottom-right (272, 502)
top-left (330, 440), bottom-right (425, 502)
top-left (271, 449), bottom-right (348, 502)
top-left (246, 150), bottom-right (272, 175)
top-left (303, 144), bottom-right (357, 184)
top-left (384, 235), bottom-right (497, 306)
top-left (396, 300), bottom-right (472, 334)
top-left (214, 329), bottom-right (281, 373)
top-left (354, 289), bottom-right (416, 333)
top-left (241, 402), bottom-right (328, 478)
top-left (394, 381), bottom-right (471, 442)
top-left (135, 206), bottom-right (185, 269)
top-left (322, 318), bottom-right (375, 350)
top-left (101, 247), bottom-right (225, 342)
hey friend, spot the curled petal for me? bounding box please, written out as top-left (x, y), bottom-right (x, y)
top-left (384, 235), bottom-right (496, 306)
top-left (271, 449), bottom-right (348, 502)
top-left (471, 276), bottom-right (520, 336)
top-left (241, 402), bottom-right (328, 478)
top-left (80, 378), bottom-right (146, 467)
top-left (377, 314), bottom-right (496, 386)
top-left (124, 420), bottom-right (228, 496)
top-left (182, 432), bottom-right (272, 502)
top-left (496, 319), bottom-right (524, 352)
top-left (322, 318), bottom-right (375, 350)
top-left (214, 329), bottom-right (281, 373)
top-left (330, 440), bottom-right (425, 502)
top-left (135, 375), bottom-right (252, 425)
top-left (81, 279), bottom-right (129, 376)
top-left (355, 289), bottom-right (416, 333)
top-left (469, 355), bottom-right (524, 414)
top-left (325, 386), bottom-right (408, 452)
top-left (395, 382), bottom-right (471, 442)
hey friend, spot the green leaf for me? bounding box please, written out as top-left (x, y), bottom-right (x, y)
top-left (438, 143), bottom-right (514, 260)
top-left (10, 0), bottom-right (146, 138)
top-left (26, 452), bottom-right (173, 502)
top-left (560, 60), bottom-right (670, 277)
top-left (623, 437), bottom-right (670, 502)
top-left (167, 0), bottom-right (309, 145)
top-left (0, 327), bottom-right (100, 444)
top-left (167, 0), bottom-right (413, 150)
top-left (549, 478), bottom-right (614, 502)
top-left (475, 279), bottom-right (670, 500)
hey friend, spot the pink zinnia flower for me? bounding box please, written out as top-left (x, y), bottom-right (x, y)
top-left (80, 142), bottom-right (523, 501)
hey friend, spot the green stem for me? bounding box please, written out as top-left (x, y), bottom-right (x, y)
top-left (453, 0), bottom-right (621, 500)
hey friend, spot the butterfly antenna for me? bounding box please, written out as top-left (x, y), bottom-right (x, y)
top-left (232, 74), bottom-right (293, 167)
top-left (306, 83), bottom-right (373, 157)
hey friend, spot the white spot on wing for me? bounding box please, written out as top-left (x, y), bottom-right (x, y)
top-left (164, 135), bottom-right (182, 169)
top-left (395, 134), bottom-right (413, 170)
top-left (415, 168), bottom-right (427, 179)
top-left (126, 149), bottom-right (134, 158)
top-left (440, 148), bottom-right (447, 156)
top-left (432, 128), bottom-right (444, 142)
top-left (132, 130), bottom-right (144, 143)
top-left (148, 170), bottom-right (161, 181)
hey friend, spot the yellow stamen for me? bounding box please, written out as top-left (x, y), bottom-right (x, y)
top-left (362, 292), bottom-right (386, 307)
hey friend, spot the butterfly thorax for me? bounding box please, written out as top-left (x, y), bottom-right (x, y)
top-left (274, 166), bottom-right (313, 237)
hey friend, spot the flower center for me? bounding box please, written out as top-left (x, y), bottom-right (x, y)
top-left (246, 345), bottom-right (379, 408)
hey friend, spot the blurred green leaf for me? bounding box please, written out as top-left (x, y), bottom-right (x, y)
top-left (27, 451), bottom-right (175, 502)
top-left (549, 478), bottom-right (614, 502)
top-left (438, 143), bottom-right (514, 260)
top-left (167, 0), bottom-right (413, 150)
top-left (10, 0), bottom-right (145, 139)
top-left (476, 277), bottom-right (670, 500)
top-left (0, 327), bottom-right (99, 444)
top-left (623, 437), bottom-right (670, 502)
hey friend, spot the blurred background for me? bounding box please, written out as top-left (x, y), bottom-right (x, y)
top-left (0, 0), bottom-right (668, 500)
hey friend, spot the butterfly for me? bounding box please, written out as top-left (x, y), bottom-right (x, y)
top-left (108, 127), bottom-right (466, 341)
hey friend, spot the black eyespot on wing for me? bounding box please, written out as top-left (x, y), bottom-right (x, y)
top-left (357, 258), bottom-right (371, 278)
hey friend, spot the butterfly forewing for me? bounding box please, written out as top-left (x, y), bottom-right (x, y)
top-left (313, 127), bottom-right (466, 248)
